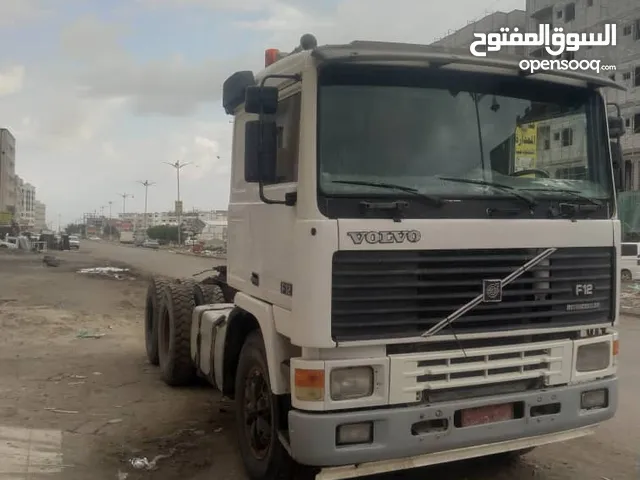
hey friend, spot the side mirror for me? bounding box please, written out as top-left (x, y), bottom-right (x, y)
top-left (611, 140), bottom-right (624, 192)
top-left (608, 116), bottom-right (625, 139)
top-left (245, 86), bottom-right (279, 115)
top-left (245, 120), bottom-right (278, 184)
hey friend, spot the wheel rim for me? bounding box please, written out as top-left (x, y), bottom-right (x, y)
top-left (243, 366), bottom-right (272, 460)
top-left (622, 271), bottom-right (632, 281)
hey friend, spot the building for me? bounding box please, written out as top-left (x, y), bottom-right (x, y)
top-left (525, 0), bottom-right (640, 189)
top-left (0, 129), bottom-right (16, 220)
top-left (433, 10), bottom-right (527, 55)
top-left (199, 220), bottom-right (228, 242)
top-left (14, 175), bottom-right (36, 229)
top-left (34, 201), bottom-right (46, 231)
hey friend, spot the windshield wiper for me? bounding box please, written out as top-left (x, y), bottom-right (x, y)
top-left (520, 188), bottom-right (606, 218)
top-left (437, 176), bottom-right (538, 210)
top-left (519, 188), bottom-right (604, 206)
top-left (329, 180), bottom-right (444, 207)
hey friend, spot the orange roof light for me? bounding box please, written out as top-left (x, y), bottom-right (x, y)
top-left (265, 48), bottom-right (280, 67)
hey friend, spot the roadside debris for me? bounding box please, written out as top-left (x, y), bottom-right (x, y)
top-left (77, 266), bottom-right (133, 280)
top-left (129, 448), bottom-right (176, 471)
top-left (45, 407), bottom-right (79, 414)
top-left (42, 255), bottom-right (60, 267)
top-left (76, 329), bottom-right (105, 339)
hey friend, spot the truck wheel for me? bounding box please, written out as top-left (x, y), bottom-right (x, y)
top-left (194, 284), bottom-right (225, 306)
top-left (236, 331), bottom-right (296, 480)
top-left (621, 269), bottom-right (632, 282)
top-left (144, 276), bottom-right (170, 365)
top-left (158, 282), bottom-right (197, 386)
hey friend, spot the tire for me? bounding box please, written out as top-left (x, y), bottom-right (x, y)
top-left (144, 276), bottom-right (170, 365)
top-left (158, 282), bottom-right (197, 386)
top-left (194, 283), bottom-right (225, 306)
top-left (235, 331), bottom-right (298, 480)
top-left (621, 269), bottom-right (632, 282)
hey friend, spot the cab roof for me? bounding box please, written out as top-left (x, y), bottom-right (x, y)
top-left (224, 37), bottom-right (625, 114)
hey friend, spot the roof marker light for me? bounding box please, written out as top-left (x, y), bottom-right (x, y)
top-left (265, 48), bottom-right (280, 67)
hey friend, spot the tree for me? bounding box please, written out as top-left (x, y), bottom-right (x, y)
top-left (147, 225), bottom-right (179, 244)
top-left (65, 224), bottom-right (85, 235)
top-left (103, 225), bottom-right (119, 238)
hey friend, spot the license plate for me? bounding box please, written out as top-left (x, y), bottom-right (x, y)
top-left (460, 403), bottom-right (514, 427)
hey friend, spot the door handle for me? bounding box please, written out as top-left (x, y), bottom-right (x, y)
top-left (251, 272), bottom-right (259, 286)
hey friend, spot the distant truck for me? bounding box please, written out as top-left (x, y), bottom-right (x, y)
top-left (119, 231), bottom-right (134, 244)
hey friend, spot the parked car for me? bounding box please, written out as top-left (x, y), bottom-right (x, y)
top-left (142, 239), bottom-right (159, 249)
top-left (0, 238), bottom-right (18, 249)
top-left (69, 235), bottom-right (80, 249)
top-left (620, 242), bottom-right (640, 281)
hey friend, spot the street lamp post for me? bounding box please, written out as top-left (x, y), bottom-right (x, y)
top-left (108, 201), bottom-right (113, 240)
top-left (137, 180), bottom-right (156, 238)
top-left (164, 161), bottom-right (192, 245)
top-left (118, 193), bottom-right (133, 238)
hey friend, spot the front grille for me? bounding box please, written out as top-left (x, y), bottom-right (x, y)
top-left (331, 247), bottom-right (614, 341)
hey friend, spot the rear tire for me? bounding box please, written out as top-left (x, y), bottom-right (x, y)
top-left (235, 331), bottom-right (301, 480)
top-left (158, 282), bottom-right (197, 386)
top-left (621, 269), bottom-right (632, 282)
top-left (194, 283), bottom-right (225, 306)
top-left (144, 276), bottom-right (170, 365)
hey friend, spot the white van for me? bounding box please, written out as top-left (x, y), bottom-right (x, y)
top-left (620, 242), bottom-right (640, 281)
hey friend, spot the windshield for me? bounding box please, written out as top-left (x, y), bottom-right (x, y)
top-left (317, 66), bottom-right (612, 206)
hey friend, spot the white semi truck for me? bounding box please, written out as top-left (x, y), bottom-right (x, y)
top-left (144, 36), bottom-right (626, 480)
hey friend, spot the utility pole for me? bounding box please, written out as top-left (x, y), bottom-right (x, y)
top-left (108, 201), bottom-right (113, 240)
top-left (118, 193), bottom-right (133, 217)
top-left (164, 160), bottom-right (192, 245)
top-left (137, 180), bottom-right (156, 238)
top-left (118, 193), bottom-right (133, 237)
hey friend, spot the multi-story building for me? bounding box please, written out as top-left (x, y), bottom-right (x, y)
top-left (14, 175), bottom-right (36, 228)
top-left (0, 129), bottom-right (16, 219)
top-left (433, 10), bottom-right (527, 55)
top-left (526, 0), bottom-right (640, 189)
top-left (34, 201), bottom-right (46, 232)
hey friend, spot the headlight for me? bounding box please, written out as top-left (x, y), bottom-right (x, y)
top-left (576, 342), bottom-right (610, 372)
top-left (330, 367), bottom-right (374, 401)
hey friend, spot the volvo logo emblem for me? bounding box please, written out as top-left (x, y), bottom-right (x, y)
top-left (346, 230), bottom-right (421, 245)
top-left (482, 279), bottom-right (503, 303)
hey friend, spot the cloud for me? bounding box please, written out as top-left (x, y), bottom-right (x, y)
top-left (7, 0), bottom-right (531, 227)
top-left (0, 0), bottom-right (50, 27)
top-left (0, 66), bottom-right (25, 96)
top-left (235, 0), bottom-right (526, 47)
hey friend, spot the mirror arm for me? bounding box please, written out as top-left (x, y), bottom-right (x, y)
top-left (257, 73), bottom-right (302, 206)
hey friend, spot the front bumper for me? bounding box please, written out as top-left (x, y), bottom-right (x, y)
top-left (288, 376), bottom-right (617, 467)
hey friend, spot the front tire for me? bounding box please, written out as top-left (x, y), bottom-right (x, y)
top-left (622, 269), bottom-right (632, 282)
top-left (235, 331), bottom-right (296, 480)
top-left (158, 282), bottom-right (196, 386)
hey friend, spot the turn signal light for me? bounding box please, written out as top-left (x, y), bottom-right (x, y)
top-left (294, 368), bottom-right (325, 401)
top-left (613, 339), bottom-right (619, 356)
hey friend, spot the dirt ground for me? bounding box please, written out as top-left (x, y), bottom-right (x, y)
top-left (0, 245), bottom-right (638, 480)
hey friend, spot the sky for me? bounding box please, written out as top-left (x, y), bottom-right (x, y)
top-left (0, 0), bottom-right (525, 227)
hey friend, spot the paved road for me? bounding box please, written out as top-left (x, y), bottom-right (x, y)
top-left (80, 240), bottom-right (224, 278)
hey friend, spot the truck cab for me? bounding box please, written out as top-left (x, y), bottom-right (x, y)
top-left (147, 36), bottom-right (625, 480)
